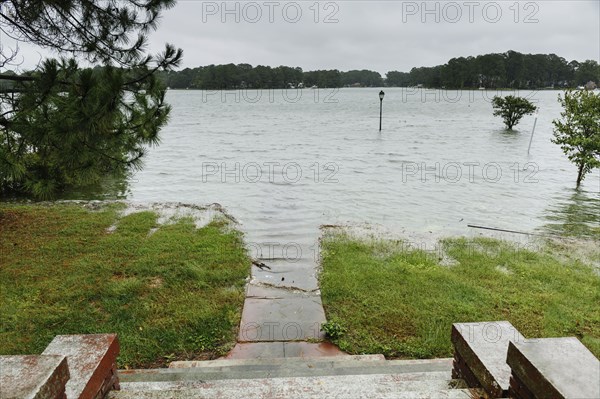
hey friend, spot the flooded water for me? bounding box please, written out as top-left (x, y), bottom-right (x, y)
top-left (25, 88), bottom-right (594, 285)
top-left (114, 88), bottom-right (598, 279)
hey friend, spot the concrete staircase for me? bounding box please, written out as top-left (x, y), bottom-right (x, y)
top-left (6, 322), bottom-right (596, 398)
top-left (108, 355), bottom-right (483, 399)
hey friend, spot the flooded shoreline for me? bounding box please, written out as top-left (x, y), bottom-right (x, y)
top-left (3, 89), bottom-right (598, 288)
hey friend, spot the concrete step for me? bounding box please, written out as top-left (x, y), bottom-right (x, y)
top-left (110, 388), bottom-right (479, 399)
top-left (109, 373), bottom-right (478, 399)
top-left (119, 357), bottom-right (454, 383)
top-left (224, 341), bottom-right (347, 359)
top-left (169, 354), bottom-right (385, 368)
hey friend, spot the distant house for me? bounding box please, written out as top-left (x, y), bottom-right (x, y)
top-left (584, 81), bottom-right (597, 90)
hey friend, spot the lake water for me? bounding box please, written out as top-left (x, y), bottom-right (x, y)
top-left (117, 88), bottom-right (600, 277)
top-left (2, 87), bottom-right (590, 288)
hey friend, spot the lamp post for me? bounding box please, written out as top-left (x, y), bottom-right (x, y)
top-left (379, 90), bottom-right (385, 131)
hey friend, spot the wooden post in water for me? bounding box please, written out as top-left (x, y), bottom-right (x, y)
top-left (527, 111), bottom-right (538, 154)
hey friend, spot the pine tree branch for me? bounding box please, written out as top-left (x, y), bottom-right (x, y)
top-left (0, 74), bottom-right (35, 82)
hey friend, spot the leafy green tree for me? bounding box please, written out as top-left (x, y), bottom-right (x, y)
top-left (574, 60), bottom-right (600, 86)
top-left (552, 90), bottom-right (600, 187)
top-left (505, 50), bottom-right (525, 88)
top-left (492, 95), bottom-right (537, 130)
top-left (0, 0), bottom-right (182, 198)
top-left (477, 53), bottom-right (506, 88)
top-left (385, 71), bottom-right (411, 87)
top-left (341, 70), bottom-right (383, 87)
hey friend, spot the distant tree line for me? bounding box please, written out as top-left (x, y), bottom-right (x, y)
top-left (155, 65), bottom-right (385, 89)
top-left (386, 51), bottom-right (599, 89)
top-left (156, 65), bottom-right (386, 89)
top-left (4, 51), bottom-right (597, 92)
top-left (154, 51), bottom-right (598, 90)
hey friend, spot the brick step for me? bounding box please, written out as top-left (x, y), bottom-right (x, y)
top-left (0, 334), bottom-right (119, 399)
top-left (0, 355), bottom-right (69, 399)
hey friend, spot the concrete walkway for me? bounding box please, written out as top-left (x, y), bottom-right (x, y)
top-left (229, 249), bottom-right (343, 358)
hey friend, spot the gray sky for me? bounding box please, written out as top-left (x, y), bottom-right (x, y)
top-left (4, 0), bottom-right (600, 74)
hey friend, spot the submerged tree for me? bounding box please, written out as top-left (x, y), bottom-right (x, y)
top-left (491, 95), bottom-right (537, 130)
top-left (552, 90), bottom-right (600, 187)
top-left (0, 0), bottom-right (183, 198)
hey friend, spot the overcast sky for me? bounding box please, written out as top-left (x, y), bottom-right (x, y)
top-left (3, 0), bottom-right (600, 74)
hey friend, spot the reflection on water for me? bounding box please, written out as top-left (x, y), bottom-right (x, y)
top-left (542, 189), bottom-right (600, 239)
top-left (53, 174), bottom-right (130, 201)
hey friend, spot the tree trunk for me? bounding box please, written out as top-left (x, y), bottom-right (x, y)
top-left (576, 163), bottom-right (584, 187)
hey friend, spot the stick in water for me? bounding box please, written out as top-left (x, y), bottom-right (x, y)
top-left (467, 224), bottom-right (541, 236)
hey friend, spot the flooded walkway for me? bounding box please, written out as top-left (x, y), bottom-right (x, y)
top-left (230, 245), bottom-right (343, 357)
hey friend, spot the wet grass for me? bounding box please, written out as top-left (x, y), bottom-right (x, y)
top-left (0, 203), bottom-right (250, 368)
top-left (320, 234), bottom-right (600, 359)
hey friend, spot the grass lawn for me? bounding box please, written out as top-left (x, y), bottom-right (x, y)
top-left (0, 203), bottom-right (250, 368)
top-left (320, 233), bottom-right (600, 359)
